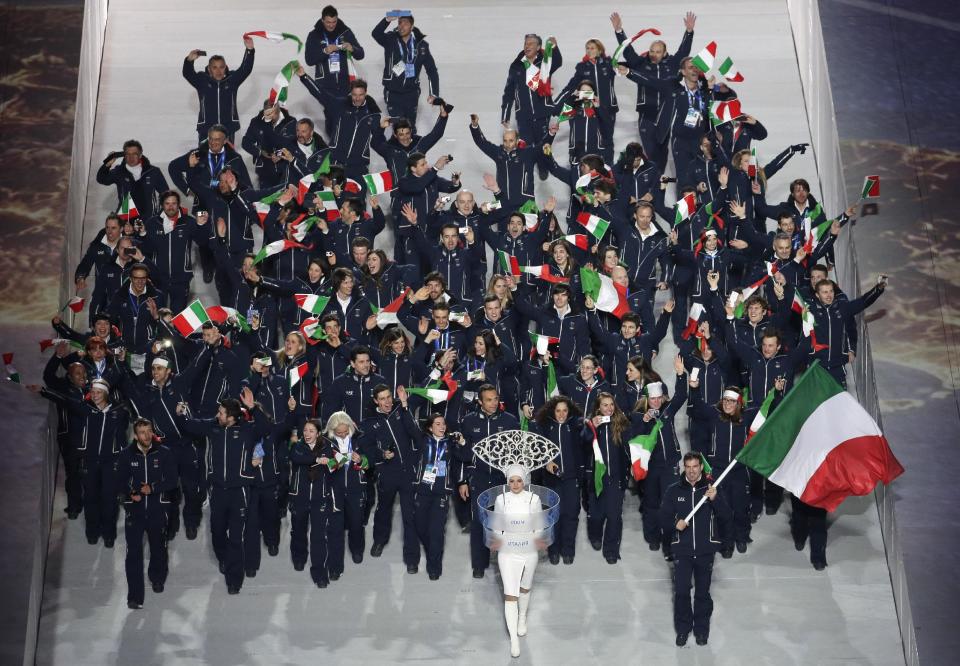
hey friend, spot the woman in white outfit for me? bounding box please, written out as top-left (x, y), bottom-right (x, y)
top-left (493, 464), bottom-right (543, 658)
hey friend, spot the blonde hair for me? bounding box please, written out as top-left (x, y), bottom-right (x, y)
top-left (585, 39), bottom-right (606, 57)
top-left (324, 411), bottom-right (358, 437)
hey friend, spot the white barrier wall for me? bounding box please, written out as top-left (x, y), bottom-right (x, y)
top-left (785, 1), bottom-right (918, 664)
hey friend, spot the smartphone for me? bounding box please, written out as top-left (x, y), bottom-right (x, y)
top-left (445, 155), bottom-right (454, 162)
top-left (197, 50), bottom-right (207, 56)
top-left (597, 415), bottom-right (611, 425)
top-left (124, 247), bottom-right (137, 256)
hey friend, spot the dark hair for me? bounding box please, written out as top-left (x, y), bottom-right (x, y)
top-left (478, 384), bottom-right (498, 400)
top-left (332, 267), bottom-right (354, 292)
top-left (588, 392), bottom-right (629, 444)
top-left (320, 313), bottom-right (341, 327)
top-left (431, 301), bottom-right (451, 314)
top-left (208, 123), bottom-right (229, 137)
top-left (423, 271), bottom-right (446, 288)
top-left (810, 263), bottom-right (829, 276)
top-left (379, 327), bottom-right (410, 356)
top-left (473, 329), bottom-right (501, 363)
top-left (790, 178), bottom-right (810, 194)
top-left (371, 383), bottom-right (392, 400)
top-left (594, 179), bottom-right (617, 197)
top-left (341, 198), bottom-right (363, 218)
top-left (716, 385), bottom-right (744, 423)
top-left (535, 395), bottom-right (582, 428)
top-left (440, 222), bottom-right (461, 237)
top-left (129, 262), bottom-right (149, 276)
top-left (321, 4), bottom-right (338, 19)
top-left (744, 294), bottom-right (770, 313)
top-left (777, 211), bottom-right (795, 223)
top-left (392, 118), bottom-right (412, 133)
top-left (298, 117), bottom-right (315, 131)
top-left (122, 139), bottom-right (143, 153)
top-left (349, 78), bottom-right (368, 92)
top-left (350, 236), bottom-right (371, 251)
top-left (219, 398), bottom-right (243, 421)
top-left (620, 312), bottom-right (641, 327)
top-left (159, 190), bottom-right (181, 205)
top-left (815, 278), bottom-right (837, 292)
top-left (761, 327), bottom-right (782, 344)
top-left (350, 345), bottom-right (372, 362)
top-left (407, 151), bottom-right (427, 169)
top-left (132, 417), bottom-right (154, 432)
top-left (551, 282), bottom-right (571, 297)
top-left (105, 213), bottom-right (120, 226)
top-left (618, 141), bottom-right (647, 170)
top-left (682, 451), bottom-right (703, 466)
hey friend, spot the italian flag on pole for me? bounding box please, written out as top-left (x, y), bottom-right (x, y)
top-left (521, 57), bottom-right (541, 92)
top-left (117, 193), bottom-right (139, 221)
top-left (289, 362), bottom-right (310, 389)
top-left (746, 388), bottom-right (777, 441)
top-left (518, 200), bottom-right (540, 230)
top-left (243, 31), bottom-right (304, 52)
top-left (171, 300), bottom-right (210, 337)
top-left (370, 288), bottom-right (410, 328)
top-left (681, 302), bottom-right (705, 340)
top-left (575, 211), bottom-right (611, 240)
top-left (587, 422), bottom-right (606, 496)
top-left (497, 250), bottom-right (520, 277)
top-left (254, 239), bottom-right (309, 264)
top-left (673, 192), bottom-right (697, 226)
top-left (717, 56), bottom-right (744, 82)
top-left (520, 265), bottom-right (568, 284)
top-left (562, 234), bottom-right (590, 250)
top-left (3, 353), bottom-right (20, 384)
top-left (736, 362), bottom-right (903, 511)
top-left (314, 189), bottom-right (339, 221)
top-left (580, 267), bottom-right (630, 319)
top-left (537, 41), bottom-right (555, 96)
top-left (791, 291), bottom-right (829, 351)
top-left (628, 419), bottom-right (662, 480)
top-left (691, 41), bottom-right (717, 73)
top-left (294, 294), bottom-right (330, 315)
top-left (297, 156), bottom-right (332, 203)
top-left (861, 174), bottom-right (880, 199)
top-left (709, 99), bottom-right (742, 126)
top-left (407, 374), bottom-right (458, 404)
top-left (363, 170), bottom-right (395, 194)
top-left (529, 331), bottom-right (559, 356)
top-left (206, 305), bottom-right (250, 332)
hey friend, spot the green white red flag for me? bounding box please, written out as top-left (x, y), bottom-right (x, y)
top-left (717, 56), bottom-right (744, 82)
top-left (736, 362), bottom-right (903, 511)
top-left (299, 317), bottom-right (327, 344)
top-left (518, 200), bottom-right (540, 230)
top-left (674, 192), bottom-right (697, 226)
top-left (363, 170), bottom-right (396, 194)
top-left (556, 103), bottom-right (576, 123)
top-left (520, 265), bottom-right (568, 284)
top-left (62, 296), bottom-right (85, 313)
top-left (3, 353), bottom-right (20, 384)
top-left (576, 211), bottom-right (611, 240)
top-left (538, 41), bottom-right (555, 96)
top-left (791, 291), bottom-right (829, 351)
top-left (294, 294), bottom-right (330, 315)
top-left (747, 147), bottom-right (758, 178)
top-left (39, 338), bottom-right (84, 353)
top-left (747, 388), bottom-right (777, 441)
top-left (118, 193), bottom-right (139, 221)
top-left (691, 41), bottom-right (717, 73)
top-left (254, 239), bottom-right (310, 264)
top-left (529, 331), bottom-right (559, 357)
top-left (370, 288), bottom-right (410, 328)
top-left (243, 31), bottom-right (303, 52)
top-left (610, 28), bottom-right (662, 68)
top-left (587, 421), bottom-right (606, 496)
top-left (297, 155), bottom-right (332, 203)
top-left (289, 362), bottom-right (309, 388)
top-left (407, 373), bottom-right (458, 404)
top-left (171, 300), bottom-right (210, 337)
top-left (268, 60), bottom-right (298, 105)
top-left (562, 234), bottom-right (589, 250)
top-left (313, 189), bottom-right (339, 221)
top-left (709, 99), bottom-right (742, 126)
top-left (861, 175), bottom-right (880, 199)
top-left (206, 305), bottom-right (250, 332)
top-left (497, 251), bottom-right (520, 277)
top-left (580, 267), bottom-right (630, 319)
top-left (681, 302), bottom-right (705, 340)
top-left (628, 419), bottom-right (662, 480)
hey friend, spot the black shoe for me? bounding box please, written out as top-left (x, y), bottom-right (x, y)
top-left (538, 163), bottom-right (549, 181)
top-left (227, 585), bottom-right (240, 595)
top-left (245, 569), bottom-right (257, 578)
top-left (605, 556), bottom-right (618, 565)
top-left (428, 572), bottom-right (440, 581)
top-left (406, 564), bottom-right (418, 574)
top-left (549, 553), bottom-right (560, 565)
top-left (185, 526), bottom-right (198, 540)
top-left (472, 569), bottom-right (484, 579)
top-left (813, 561), bottom-right (827, 571)
top-left (267, 545), bottom-right (279, 557)
top-left (695, 634), bottom-right (708, 646)
top-left (648, 541), bottom-right (660, 552)
top-left (218, 561), bottom-right (226, 574)
top-left (371, 542), bottom-right (385, 557)
top-left (67, 511), bottom-right (80, 520)
top-left (103, 538), bottom-right (114, 549)
top-left (590, 540), bottom-right (602, 551)
top-left (127, 601), bottom-right (143, 610)
top-left (329, 571), bottom-right (341, 581)
top-left (676, 633), bottom-right (689, 647)
top-left (152, 583), bottom-right (164, 594)
top-left (87, 535), bottom-right (99, 545)
top-left (736, 541), bottom-right (748, 554)
top-left (721, 548), bottom-right (733, 559)
top-left (202, 267), bottom-right (215, 284)
top-left (562, 555), bottom-right (574, 565)
top-left (664, 552), bottom-right (674, 563)
top-left (460, 524), bottom-right (470, 534)
top-left (352, 552), bottom-right (363, 564)
top-left (765, 506), bottom-right (778, 515)
top-left (315, 579), bottom-right (328, 589)
top-left (794, 539), bottom-right (805, 551)
top-left (293, 561), bottom-right (306, 572)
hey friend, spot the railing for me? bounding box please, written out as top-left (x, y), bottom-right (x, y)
top-left (786, 1), bottom-right (918, 664)
top-left (25, 1), bottom-right (111, 664)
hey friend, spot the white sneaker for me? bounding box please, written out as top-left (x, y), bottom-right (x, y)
top-left (510, 636), bottom-right (520, 658)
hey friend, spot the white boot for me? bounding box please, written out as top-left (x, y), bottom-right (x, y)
top-left (517, 591), bottom-right (530, 637)
top-left (504, 600), bottom-right (520, 657)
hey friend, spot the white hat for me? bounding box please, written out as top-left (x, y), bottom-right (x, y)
top-left (151, 357), bottom-right (169, 368)
top-left (504, 463), bottom-right (530, 486)
top-left (644, 382), bottom-right (664, 398)
top-left (90, 379), bottom-right (110, 393)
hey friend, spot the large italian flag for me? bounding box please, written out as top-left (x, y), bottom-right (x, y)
top-left (370, 288), bottom-right (410, 328)
top-left (171, 299), bottom-right (210, 337)
top-left (363, 170), bottom-right (395, 194)
top-left (628, 419), bottom-right (662, 480)
top-left (575, 211), bottom-right (610, 240)
top-left (736, 363), bottom-right (903, 511)
top-left (407, 374), bottom-right (458, 404)
top-left (580, 267), bottom-right (630, 319)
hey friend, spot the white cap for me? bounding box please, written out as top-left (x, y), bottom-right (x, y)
top-left (151, 357), bottom-right (169, 368)
top-left (644, 382), bottom-right (664, 398)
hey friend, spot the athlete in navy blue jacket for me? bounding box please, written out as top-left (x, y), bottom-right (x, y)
top-left (304, 5), bottom-right (366, 137)
top-left (96, 140), bottom-right (169, 220)
top-left (371, 12), bottom-right (440, 127)
top-left (182, 38), bottom-right (255, 141)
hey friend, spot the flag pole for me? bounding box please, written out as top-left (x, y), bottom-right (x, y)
top-left (682, 459), bottom-right (739, 523)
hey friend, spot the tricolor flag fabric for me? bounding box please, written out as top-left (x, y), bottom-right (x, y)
top-left (520, 265), bottom-right (569, 284)
top-left (117, 193), bottom-right (139, 221)
top-left (521, 56), bottom-right (542, 92)
top-left (791, 292), bottom-right (829, 351)
top-left (363, 170), bottom-right (396, 194)
top-left (370, 288), bottom-right (410, 328)
top-left (610, 28), bottom-right (662, 68)
top-left (717, 56), bottom-right (744, 82)
top-left (171, 300), bottom-right (210, 337)
top-left (297, 157), bottom-right (332, 203)
top-left (345, 51), bottom-right (361, 82)
top-left (576, 211), bottom-right (611, 240)
top-left (562, 234), bottom-right (590, 250)
top-left (294, 294), bottom-right (330, 315)
top-left (268, 60), bottom-right (298, 105)
top-left (580, 267), bottom-right (630, 319)
top-left (861, 175), bottom-right (880, 199)
top-left (628, 419), bottom-right (662, 480)
top-left (406, 374), bottom-right (458, 404)
top-left (673, 192), bottom-right (697, 226)
top-left (3, 353), bottom-right (20, 384)
top-left (681, 302), bottom-right (705, 340)
top-left (497, 251), bottom-right (520, 277)
top-left (254, 188), bottom-right (285, 224)
top-left (206, 305), bottom-right (250, 332)
top-left (39, 338), bottom-right (84, 353)
top-left (290, 215), bottom-right (319, 242)
top-left (253, 239), bottom-right (309, 264)
top-left (691, 41), bottom-right (717, 73)
top-left (545, 358), bottom-right (559, 399)
top-left (736, 362), bottom-right (904, 511)
top-left (556, 103), bottom-right (576, 123)
top-left (518, 200), bottom-right (540, 230)
top-left (747, 388), bottom-right (777, 442)
top-left (803, 216), bottom-right (833, 255)
top-left (747, 147), bottom-right (758, 178)
top-left (709, 99), bottom-right (742, 126)
top-left (529, 331), bottom-right (560, 357)
top-left (734, 275), bottom-right (770, 317)
top-left (62, 296), bottom-right (85, 313)
top-left (313, 189), bottom-right (339, 221)
top-left (299, 317), bottom-right (327, 343)
top-left (289, 362), bottom-right (310, 389)
top-left (587, 422), bottom-right (606, 496)
top-left (704, 201), bottom-right (725, 230)
top-left (243, 31), bottom-right (303, 52)
top-left (537, 41), bottom-right (555, 96)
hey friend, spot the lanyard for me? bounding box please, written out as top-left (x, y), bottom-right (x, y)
top-left (208, 151), bottom-right (225, 177)
top-left (403, 34), bottom-right (416, 63)
top-left (429, 438), bottom-right (446, 469)
top-left (433, 328), bottom-right (449, 350)
top-left (467, 357), bottom-right (486, 373)
top-left (128, 291), bottom-right (142, 319)
top-left (685, 87), bottom-right (702, 112)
